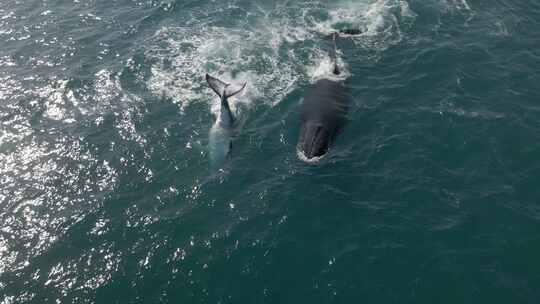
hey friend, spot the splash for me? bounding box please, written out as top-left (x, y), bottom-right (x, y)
top-left (308, 51), bottom-right (351, 82)
top-left (443, 0), bottom-right (472, 11)
top-left (144, 0), bottom-right (417, 109)
top-left (296, 147), bottom-right (327, 164)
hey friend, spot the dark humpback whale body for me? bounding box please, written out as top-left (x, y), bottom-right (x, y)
top-left (297, 33), bottom-right (350, 161)
top-left (298, 79), bottom-right (348, 159)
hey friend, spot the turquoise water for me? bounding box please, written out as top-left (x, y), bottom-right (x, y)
top-left (1, 0), bottom-right (540, 303)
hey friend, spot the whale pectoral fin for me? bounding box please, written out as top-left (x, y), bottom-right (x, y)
top-left (224, 82), bottom-right (246, 98)
top-left (206, 74), bottom-right (228, 97)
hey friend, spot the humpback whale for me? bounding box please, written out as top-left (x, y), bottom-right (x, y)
top-left (297, 33), bottom-right (350, 161)
top-left (205, 74), bottom-right (246, 169)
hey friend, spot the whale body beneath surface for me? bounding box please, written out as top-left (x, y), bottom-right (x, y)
top-left (205, 74), bottom-right (246, 170)
top-left (297, 33), bottom-right (350, 161)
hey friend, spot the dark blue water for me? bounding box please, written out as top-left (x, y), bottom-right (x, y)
top-left (1, 0), bottom-right (540, 303)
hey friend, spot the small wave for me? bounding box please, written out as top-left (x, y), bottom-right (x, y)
top-left (420, 101), bottom-right (506, 120)
top-left (444, 0), bottom-right (471, 11)
top-left (437, 0), bottom-right (475, 22)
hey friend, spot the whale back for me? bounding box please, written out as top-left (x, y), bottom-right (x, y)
top-left (298, 79), bottom-right (348, 159)
top-left (301, 79), bottom-right (348, 130)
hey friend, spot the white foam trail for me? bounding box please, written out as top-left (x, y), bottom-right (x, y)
top-left (308, 51), bottom-right (351, 82)
top-left (447, 0), bottom-right (471, 11)
top-left (41, 79), bottom-right (69, 121)
top-left (145, 25), bottom-right (300, 112)
top-left (144, 0), bottom-right (417, 109)
top-left (439, 0), bottom-right (473, 12)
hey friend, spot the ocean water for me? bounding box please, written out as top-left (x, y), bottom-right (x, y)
top-left (1, 0), bottom-right (540, 303)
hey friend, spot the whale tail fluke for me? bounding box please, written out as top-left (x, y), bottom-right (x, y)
top-left (206, 74), bottom-right (246, 98)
